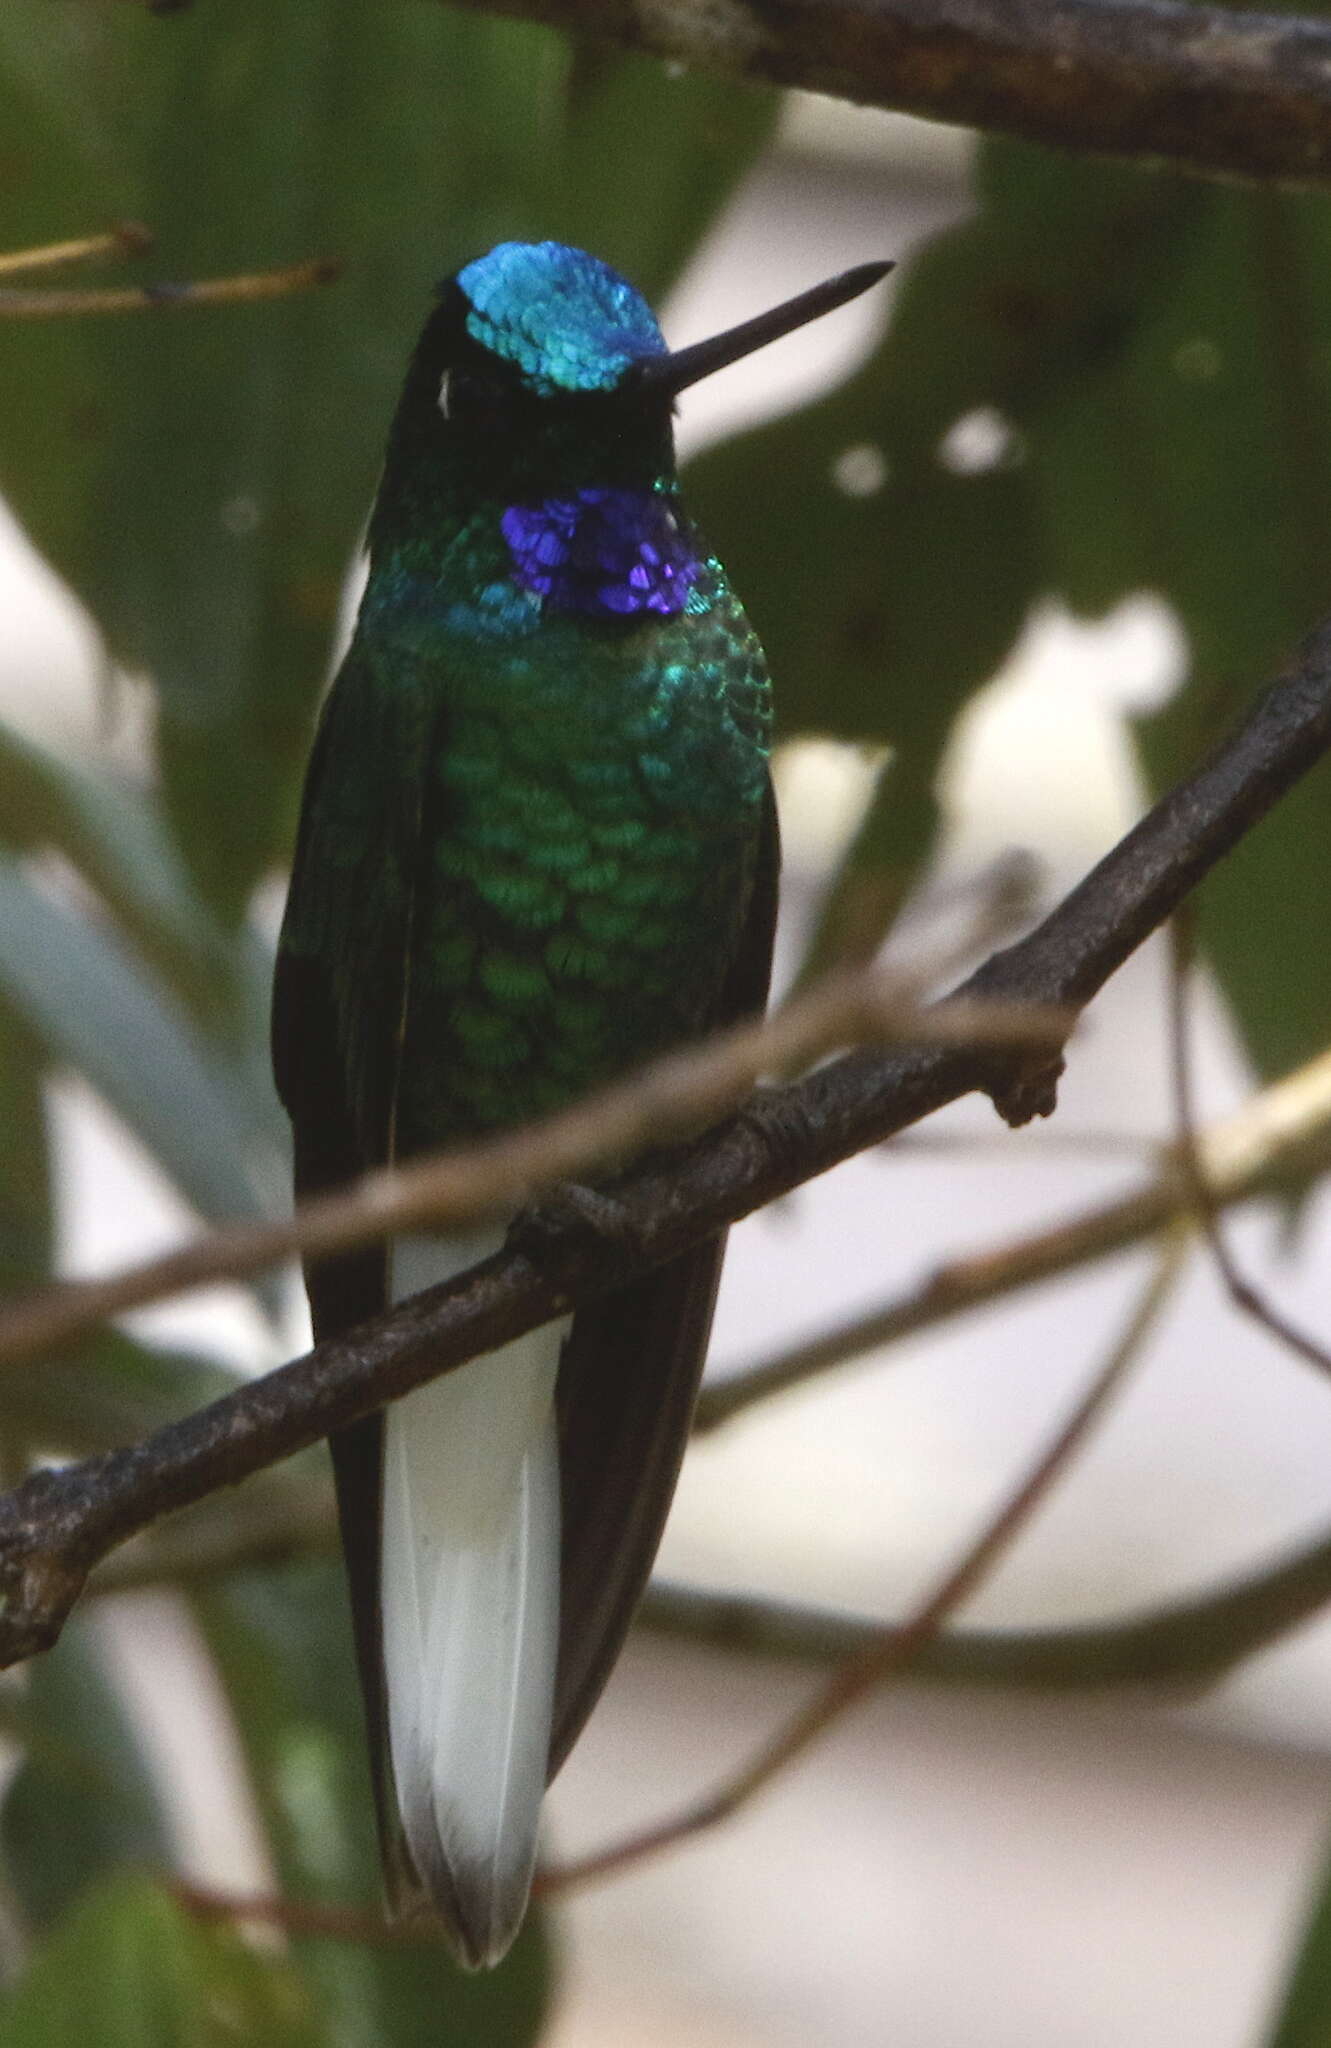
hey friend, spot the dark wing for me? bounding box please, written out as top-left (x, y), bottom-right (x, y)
top-left (271, 647), bottom-right (429, 1907)
top-left (549, 779), bottom-right (780, 1774)
top-left (278, 657), bottom-right (778, 1813)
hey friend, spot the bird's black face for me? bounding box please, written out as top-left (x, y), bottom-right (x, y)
top-left (390, 283), bottom-right (680, 509)
top-left (381, 249), bottom-right (895, 521)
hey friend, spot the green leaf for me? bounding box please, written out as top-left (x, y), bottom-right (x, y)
top-left (1028, 169), bottom-right (1331, 1077)
top-left (0, 714), bottom-right (288, 1219)
top-left (0, 1874), bottom-right (322, 2048)
top-left (0, 1329), bottom-right (242, 1458)
top-left (693, 139), bottom-right (1331, 1066)
top-left (927, 155), bottom-right (1331, 1076)
top-left (0, 1006), bottom-right (51, 1294)
top-left (0, 3), bottom-right (772, 923)
top-left (1100, 185), bottom-right (1331, 1079)
top-left (0, 857), bottom-right (281, 1226)
top-left (686, 144), bottom-right (1194, 969)
top-left (1264, 1825), bottom-right (1331, 2047)
top-left (0, 1618), bottom-right (171, 1931)
top-left (689, 144), bottom-right (1197, 739)
top-left (0, 714), bottom-right (243, 1030)
top-left (194, 1563), bottom-right (552, 2047)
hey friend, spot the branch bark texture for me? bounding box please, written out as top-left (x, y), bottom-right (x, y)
top-left (0, 618), bottom-right (1329, 1668)
top-left (435, 0), bottom-right (1331, 187)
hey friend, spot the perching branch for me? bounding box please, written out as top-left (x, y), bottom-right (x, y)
top-left (0, 968), bottom-right (1062, 1368)
top-left (431, 0), bottom-right (1331, 189)
top-left (0, 613), bottom-right (1328, 1670)
top-left (79, 1053), bottom-right (1331, 1591)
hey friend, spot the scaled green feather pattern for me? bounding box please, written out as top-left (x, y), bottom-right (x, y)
top-left (282, 556), bottom-right (771, 1142)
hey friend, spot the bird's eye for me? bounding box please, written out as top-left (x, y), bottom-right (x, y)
top-left (438, 364), bottom-right (507, 433)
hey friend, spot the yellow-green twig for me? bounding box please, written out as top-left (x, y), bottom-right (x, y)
top-left (0, 223), bottom-right (152, 278)
top-left (0, 256), bottom-right (339, 319)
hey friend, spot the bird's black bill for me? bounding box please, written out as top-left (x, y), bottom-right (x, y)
top-left (641, 259), bottom-right (893, 397)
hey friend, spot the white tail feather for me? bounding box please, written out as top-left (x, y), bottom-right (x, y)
top-left (382, 1230), bottom-right (566, 1965)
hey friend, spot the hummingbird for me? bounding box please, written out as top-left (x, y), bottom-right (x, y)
top-left (272, 241), bottom-right (889, 1968)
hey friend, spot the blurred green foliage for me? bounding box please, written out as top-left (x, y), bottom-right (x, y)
top-left (1265, 1822), bottom-right (1331, 2046)
top-left (0, 1618), bottom-right (172, 1933)
top-left (0, 1874), bottom-right (324, 2048)
top-left (193, 1563), bottom-right (552, 2045)
top-left (0, 1), bottom-right (773, 2036)
top-left (0, 0), bottom-right (772, 922)
top-left (691, 144), bottom-right (1331, 1068)
top-left (0, 0), bottom-right (1327, 2040)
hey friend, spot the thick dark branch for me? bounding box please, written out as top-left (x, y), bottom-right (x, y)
top-left (0, 619), bottom-right (1329, 1668)
top-left (434, 0), bottom-right (1331, 187)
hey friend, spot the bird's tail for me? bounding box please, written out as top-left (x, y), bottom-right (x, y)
top-left (380, 1230), bottom-right (566, 1968)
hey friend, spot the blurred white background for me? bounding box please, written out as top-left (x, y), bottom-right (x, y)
top-left (6, 94), bottom-right (1331, 2048)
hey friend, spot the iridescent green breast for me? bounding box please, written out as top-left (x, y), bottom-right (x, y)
top-left (396, 561), bottom-right (771, 1142)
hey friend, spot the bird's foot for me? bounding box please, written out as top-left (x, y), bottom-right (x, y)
top-left (734, 1082), bottom-right (816, 1170)
top-left (507, 1179), bottom-right (640, 1267)
top-left (989, 1052), bottom-right (1064, 1128)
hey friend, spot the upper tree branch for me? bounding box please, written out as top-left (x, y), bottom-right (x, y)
top-left (434, 0), bottom-right (1331, 187)
top-left (0, 616), bottom-right (1329, 1668)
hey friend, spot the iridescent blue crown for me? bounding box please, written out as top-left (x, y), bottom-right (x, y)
top-left (456, 241), bottom-right (667, 396)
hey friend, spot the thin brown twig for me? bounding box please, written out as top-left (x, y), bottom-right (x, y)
top-left (638, 1514), bottom-right (1331, 1691)
top-left (539, 1235), bottom-right (1183, 1894)
top-left (1167, 919), bottom-right (1331, 1378)
top-left (74, 1478), bottom-right (1331, 1701)
top-left (698, 1042), bottom-right (1331, 1431)
top-left (173, 1877), bottom-right (438, 1950)
top-left (0, 224), bottom-right (152, 278)
top-left (0, 969), bottom-right (1068, 1372)
top-left (0, 257), bottom-right (340, 320)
